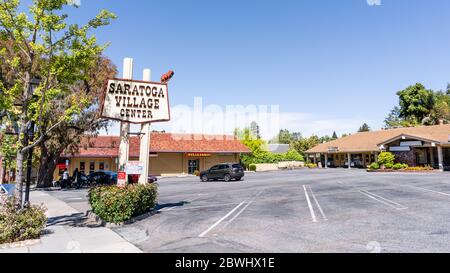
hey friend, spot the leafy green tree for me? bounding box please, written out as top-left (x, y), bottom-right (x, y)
top-left (0, 132), bottom-right (17, 182)
top-left (36, 57), bottom-right (117, 188)
top-left (291, 135), bottom-right (320, 157)
top-left (424, 91), bottom-right (450, 125)
top-left (277, 129), bottom-right (293, 144)
top-left (397, 83), bottom-right (434, 124)
top-left (0, 0), bottom-right (116, 205)
top-left (358, 123), bottom-right (371, 132)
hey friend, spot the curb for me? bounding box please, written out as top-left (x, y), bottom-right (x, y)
top-left (0, 239), bottom-right (41, 249)
top-left (86, 209), bottom-right (158, 228)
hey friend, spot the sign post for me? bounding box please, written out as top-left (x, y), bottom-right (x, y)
top-left (139, 69), bottom-right (152, 184)
top-left (118, 58), bottom-right (133, 172)
top-left (101, 58), bottom-right (171, 186)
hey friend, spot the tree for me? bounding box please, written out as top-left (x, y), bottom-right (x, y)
top-left (36, 56), bottom-right (117, 188)
top-left (397, 83), bottom-right (434, 124)
top-left (424, 91), bottom-right (450, 125)
top-left (0, 0), bottom-right (116, 206)
top-left (319, 135), bottom-right (332, 143)
top-left (358, 123), bottom-right (371, 132)
top-left (291, 135), bottom-right (320, 157)
top-left (249, 121), bottom-right (261, 139)
top-left (279, 129), bottom-right (293, 144)
top-left (332, 131), bottom-right (338, 140)
top-left (0, 132), bottom-right (17, 182)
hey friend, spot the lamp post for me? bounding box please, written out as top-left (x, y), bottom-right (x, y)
top-left (23, 79), bottom-right (41, 208)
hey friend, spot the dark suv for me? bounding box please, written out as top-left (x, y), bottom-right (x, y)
top-left (200, 163), bottom-right (244, 182)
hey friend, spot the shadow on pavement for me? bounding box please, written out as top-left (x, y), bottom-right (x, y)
top-left (155, 201), bottom-right (192, 211)
top-left (47, 212), bottom-right (102, 228)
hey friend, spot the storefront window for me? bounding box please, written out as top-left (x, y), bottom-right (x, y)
top-left (90, 162), bottom-right (95, 174)
top-left (80, 162), bottom-right (85, 174)
top-left (99, 162), bottom-right (105, 170)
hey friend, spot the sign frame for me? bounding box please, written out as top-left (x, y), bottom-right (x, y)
top-left (100, 77), bottom-right (171, 124)
top-left (125, 161), bottom-right (144, 175)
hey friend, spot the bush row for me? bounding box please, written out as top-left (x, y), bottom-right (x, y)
top-left (0, 194), bottom-right (47, 244)
top-left (88, 183), bottom-right (158, 224)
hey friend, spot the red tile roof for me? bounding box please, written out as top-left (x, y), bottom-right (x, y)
top-left (63, 133), bottom-right (251, 158)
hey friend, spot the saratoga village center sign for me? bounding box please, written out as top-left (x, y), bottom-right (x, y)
top-left (101, 78), bottom-right (170, 124)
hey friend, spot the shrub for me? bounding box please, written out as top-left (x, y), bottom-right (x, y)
top-left (384, 163), bottom-right (394, 169)
top-left (193, 170), bottom-right (200, 176)
top-left (307, 163), bottom-right (317, 168)
top-left (369, 162), bottom-right (380, 170)
top-left (393, 163), bottom-right (408, 170)
top-left (378, 152), bottom-right (395, 166)
top-left (89, 183), bottom-right (158, 224)
top-left (405, 166), bottom-right (434, 171)
top-left (282, 149), bottom-right (305, 162)
top-left (0, 195), bottom-right (47, 244)
top-left (249, 164), bottom-right (257, 171)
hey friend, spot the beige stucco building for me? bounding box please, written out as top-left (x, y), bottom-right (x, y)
top-left (54, 133), bottom-right (250, 180)
top-left (306, 124), bottom-right (450, 171)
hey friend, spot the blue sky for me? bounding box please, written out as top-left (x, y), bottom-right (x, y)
top-left (58, 0), bottom-right (450, 138)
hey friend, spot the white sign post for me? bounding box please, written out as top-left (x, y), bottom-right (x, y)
top-left (118, 58), bottom-right (133, 172)
top-left (139, 69), bottom-right (152, 184)
top-left (101, 58), bottom-right (171, 185)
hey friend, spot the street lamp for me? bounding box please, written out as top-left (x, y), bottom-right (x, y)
top-left (23, 78), bottom-right (41, 208)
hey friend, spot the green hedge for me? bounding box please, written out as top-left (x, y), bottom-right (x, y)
top-left (88, 184), bottom-right (158, 224)
top-left (0, 197), bottom-right (47, 244)
top-left (249, 164), bottom-right (257, 171)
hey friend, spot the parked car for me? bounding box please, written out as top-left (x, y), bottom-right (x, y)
top-left (88, 171), bottom-right (117, 185)
top-left (128, 174), bottom-right (158, 184)
top-left (200, 163), bottom-right (244, 182)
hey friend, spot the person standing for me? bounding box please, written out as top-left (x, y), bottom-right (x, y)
top-left (62, 170), bottom-right (69, 189)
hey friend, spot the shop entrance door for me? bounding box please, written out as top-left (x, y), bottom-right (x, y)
top-left (188, 159), bottom-right (200, 174)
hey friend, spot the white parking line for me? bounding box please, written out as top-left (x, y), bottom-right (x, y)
top-left (408, 185), bottom-right (450, 197)
top-left (307, 185), bottom-right (328, 221)
top-left (358, 189), bottom-right (408, 210)
top-left (198, 189), bottom-right (265, 237)
top-left (303, 185), bottom-right (317, 222)
top-left (223, 189), bottom-right (265, 228)
top-left (199, 202), bottom-right (245, 238)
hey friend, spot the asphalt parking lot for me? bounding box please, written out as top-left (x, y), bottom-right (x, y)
top-left (47, 169), bottom-right (450, 253)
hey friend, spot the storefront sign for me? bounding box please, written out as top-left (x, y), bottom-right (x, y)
top-left (125, 161), bottom-right (144, 175)
top-left (186, 153), bottom-right (212, 157)
top-left (117, 171), bottom-right (127, 188)
top-left (101, 78), bottom-right (170, 124)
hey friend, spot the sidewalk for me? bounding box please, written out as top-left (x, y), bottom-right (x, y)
top-left (0, 191), bottom-right (142, 253)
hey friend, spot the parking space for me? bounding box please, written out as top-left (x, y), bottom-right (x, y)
top-left (48, 169), bottom-right (450, 252)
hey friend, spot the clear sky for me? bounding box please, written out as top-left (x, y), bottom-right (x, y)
top-left (58, 0), bottom-right (450, 138)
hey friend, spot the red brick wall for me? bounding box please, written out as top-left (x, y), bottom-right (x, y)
top-left (393, 150), bottom-right (416, 166)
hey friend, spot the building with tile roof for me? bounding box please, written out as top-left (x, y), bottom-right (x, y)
top-left (306, 124), bottom-right (450, 171)
top-left (54, 133), bottom-right (251, 179)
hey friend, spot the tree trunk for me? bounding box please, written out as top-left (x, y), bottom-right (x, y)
top-left (37, 144), bottom-right (61, 188)
top-left (15, 148), bottom-right (25, 205)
